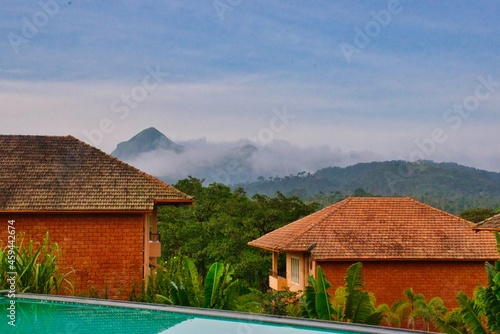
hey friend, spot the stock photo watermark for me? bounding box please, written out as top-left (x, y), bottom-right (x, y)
top-left (5, 220), bottom-right (17, 327)
top-left (209, 106), bottom-right (295, 184)
top-left (385, 74), bottom-right (499, 192)
top-left (338, 0), bottom-right (408, 64)
top-left (7, 0), bottom-right (69, 54)
top-left (83, 65), bottom-right (169, 147)
top-left (213, 0), bottom-right (244, 22)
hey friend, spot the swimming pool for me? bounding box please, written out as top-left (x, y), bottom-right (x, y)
top-left (0, 294), bottom-right (429, 334)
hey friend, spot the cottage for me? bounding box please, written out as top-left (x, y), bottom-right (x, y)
top-left (248, 197), bottom-right (498, 306)
top-left (0, 135), bottom-right (192, 299)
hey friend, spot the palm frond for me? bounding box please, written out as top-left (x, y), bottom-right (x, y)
top-left (457, 291), bottom-right (488, 334)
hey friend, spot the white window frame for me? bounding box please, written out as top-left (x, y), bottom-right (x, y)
top-left (291, 257), bottom-right (300, 285)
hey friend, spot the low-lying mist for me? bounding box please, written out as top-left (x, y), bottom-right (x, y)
top-left (125, 138), bottom-right (383, 185)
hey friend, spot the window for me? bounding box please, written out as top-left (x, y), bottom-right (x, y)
top-left (291, 257), bottom-right (300, 285)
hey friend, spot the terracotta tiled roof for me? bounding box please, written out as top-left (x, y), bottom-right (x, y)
top-left (0, 135), bottom-right (192, 211)
top-left (473, 214), bottom-right (500, 231)
top-left (248, 197), bottom-right (498, 261)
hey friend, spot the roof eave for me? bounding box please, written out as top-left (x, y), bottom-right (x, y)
top-left (313, 257), bottom-right (499, 262)
top-left (0, 209), bottom-right (154, 214)
top-left (247, 242), bottom-right (310, 253)
top-left (473, 227), bottom-right (500, 232)
top-left (154, 199), bottom-right (194, 206)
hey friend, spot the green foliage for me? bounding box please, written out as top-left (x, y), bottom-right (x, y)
top-left (150, 258), bottom-right (240, 311)
top-left (432, 307), bottom-right (467, 334)
top-left (301, 266), bottom-right (335, 320)
top-left (300, 264), bottom-right (381, 326)
top-left (456, 291), bottom-right (488, 334)
top-left (375, 303), bottom-right (401, 328)
top-left (236, 291), bottom-right (263, 313)
top-left (203, 262), bottom-right (239, 310)
top-left (158, 177), bottom-right (318, 291)
top-left (238, 160), bottom-right (500, 214)
top-left (435, 232), bottom-right (500, 334)
top-left (392, 288), bottom-right (447, 331)
top-left (352, 188), bottom-right (375, 197)
top-left (343, 262), bottom-right (383, 325)
top-left (483, 233), bottom-right (500, 332)
top-left (0, 232), bottom-right (74, 295)
top-left (460, 208), bottom-right (497, 223)
top-left (260, 287), bottom-right (300, 316)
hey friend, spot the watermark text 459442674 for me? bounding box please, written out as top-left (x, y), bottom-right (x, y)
top-left (6, 220), bottom-right (17, 327)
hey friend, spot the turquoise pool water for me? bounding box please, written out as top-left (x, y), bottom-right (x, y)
top-left (0, 297), bottom-right (351, 334)
top-left (0, 295), bottom-right (421, 334)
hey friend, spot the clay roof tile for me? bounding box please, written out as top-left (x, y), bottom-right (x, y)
top-left (0, 135), bottom-right (192, 211)
top-left (248, 197), bottom-right (498, 261)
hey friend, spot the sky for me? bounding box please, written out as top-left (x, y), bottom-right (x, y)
top-left (1, 0), bottom-right (500, 173)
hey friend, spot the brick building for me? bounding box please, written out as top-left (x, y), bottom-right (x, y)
top-left (248, 197), bottom-right (498, 307)
top-left (0, 135), bottom-right (192, 299)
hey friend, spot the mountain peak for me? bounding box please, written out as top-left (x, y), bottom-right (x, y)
top-left (111, 127), bottom-right (184, 161)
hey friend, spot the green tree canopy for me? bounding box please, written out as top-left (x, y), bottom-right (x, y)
top-left (158, 177), bottom-right (319, 291)
top-left (459, 208), bottom-right (497, 223)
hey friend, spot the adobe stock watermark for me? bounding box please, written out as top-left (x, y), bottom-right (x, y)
top-left (384, 74), bottom-right (499, 193)
top-left (209, 106), bottom-right (296, 184)
top-left (7, 0), bottom-right (68, 54)
top-left (83, 65), bottom-right (169, 147)
top-left (338, 0), bottom-right (408, 64)
top-left (6, 220), bottom-right (17, 327)
top-left (213, 0), bottom-right (244, 22)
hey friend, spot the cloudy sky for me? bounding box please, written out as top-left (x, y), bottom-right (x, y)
top-left (1, 0), bottom-right (500, 172)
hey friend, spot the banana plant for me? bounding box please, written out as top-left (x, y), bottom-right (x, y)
top-left (155, 258), bottom-right (239, 310)
top-left (343, 262), bottom-right (383, 325)
top-left (300, 263), bottom-right (382, 325)
top-left (300, 266), bottom-right (336, 320)
top-left (203, 262), bottom-right (239, 310)
top-left (456, 291), bottom-right (488, 334)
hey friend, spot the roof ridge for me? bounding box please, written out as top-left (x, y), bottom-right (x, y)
top-left (0, 134), bottom-right (193, 211)
top-left (69, 136), bottom-right (193, 200)
top-left (473, 212), bottom-right (500, 229)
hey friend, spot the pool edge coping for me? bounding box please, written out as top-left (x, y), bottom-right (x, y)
top-left (1, 293), bottom-right (437, 334)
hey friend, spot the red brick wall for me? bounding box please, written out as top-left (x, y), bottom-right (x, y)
top-left (319, 260), bottom-right (489, 308)
top-left (0, 213), bottom-right (145, 300)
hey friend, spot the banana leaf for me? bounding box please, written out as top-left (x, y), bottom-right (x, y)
top-left (204, 262), bottom-right (224, 308)
top-left (457, 291), bottom-right (487, 334)
top-left (183, 258), bottom-right (203, 307)
top-left (315, 266), bottom-right (334, 320)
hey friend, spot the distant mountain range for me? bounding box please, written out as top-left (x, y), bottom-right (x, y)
top-left (237, 160), bottom-right (500, 213)
top-left (111, 128), bottom-right (500, 213)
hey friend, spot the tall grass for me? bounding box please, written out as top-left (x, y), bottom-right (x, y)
top-left (0, 232), bottom-right (74, 295)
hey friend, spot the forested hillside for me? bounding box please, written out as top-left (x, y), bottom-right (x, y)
top-left (236, 160), bottom-right (500, 214)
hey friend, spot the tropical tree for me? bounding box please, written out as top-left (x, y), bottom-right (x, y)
top-left (152, 258), bottom-right (240, 311)
top-left (158, 177), bottom-right (318, 291)
top-left (459, 208), bottom-right (496, 223)
top-left (300, 263), bottom-right (382, 325)
top-left (300, 266), bottom-right (337, 320)
top-left (392, 288), bottom-right (428, 329)
top-left (342, 262), bottom-right (383, 325)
